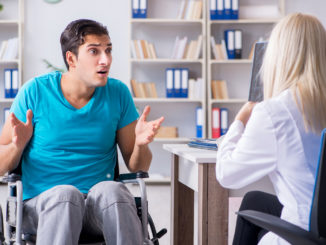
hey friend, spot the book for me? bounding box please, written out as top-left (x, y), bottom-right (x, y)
top-left (131, 79), bottom-right (141, 97)
top-left (210, 36), bottom-right (219, 59)
top-left (211, 80), bottom-right (228, 99)
top-left (194, 35), bottom-right (203, 59)
top-left (155, 126), bottom-right (178, 138)
top-left (188, 138), bottom-right (218, 151)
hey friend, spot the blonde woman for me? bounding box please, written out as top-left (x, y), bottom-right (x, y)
top-left (215, 13), bottom-right (326, 245)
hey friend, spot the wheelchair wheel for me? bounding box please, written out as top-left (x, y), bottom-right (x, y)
top-left (0, 206), bottom-right (4, 245)
top-left (148, 213), bottom-right (167, 245)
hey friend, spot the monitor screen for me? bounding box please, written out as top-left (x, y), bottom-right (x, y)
top-left (248, 41), bottom-right (267, 102)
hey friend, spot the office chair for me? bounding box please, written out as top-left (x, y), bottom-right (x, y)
top-left (237, 128), bottom-right (326, 245)
top-left (0, 156), bottom-right (167, 245)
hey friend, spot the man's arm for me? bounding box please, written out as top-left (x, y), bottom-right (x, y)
top-left (117, 106), bottom-right (164, 172)
top-left (0, 110), bottom-right (33, 176)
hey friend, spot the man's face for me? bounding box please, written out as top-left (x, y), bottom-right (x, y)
top-left (72, 34), bottom-right (112, 87)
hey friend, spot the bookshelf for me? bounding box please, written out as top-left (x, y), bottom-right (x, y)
top-left (0, 0), bottom-right (24, 130)
top-left (206, 0), bottom-right (285, 138)
top-left (129, 0), bottom-right (206, 182)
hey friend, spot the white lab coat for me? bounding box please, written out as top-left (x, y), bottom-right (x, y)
top-left (216, 89), bottom-right (321, 245)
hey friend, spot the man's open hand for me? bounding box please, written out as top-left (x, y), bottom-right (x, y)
top-left (135, 106), bottom-right (164, 146)
top-left (10, 109), bottom-right (34, 150)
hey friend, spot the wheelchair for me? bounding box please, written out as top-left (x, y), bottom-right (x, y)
top-left (0, 160), bottom-right (167, 245)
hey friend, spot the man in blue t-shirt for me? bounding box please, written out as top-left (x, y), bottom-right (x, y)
top-left (0, 19), bottom-right (164, 245)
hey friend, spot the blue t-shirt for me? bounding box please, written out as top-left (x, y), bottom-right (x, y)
top-left (10, 71), bottom-right (139, 200)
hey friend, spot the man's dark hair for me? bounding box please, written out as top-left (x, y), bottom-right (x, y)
top-left (60, 19), bottom-right (109, 70)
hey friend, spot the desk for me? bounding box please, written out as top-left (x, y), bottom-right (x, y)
top-left (163, 144), bottom-right (228, 245)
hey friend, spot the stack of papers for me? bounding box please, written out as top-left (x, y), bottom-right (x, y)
top-left (188, 138), bottom-right (218, 151)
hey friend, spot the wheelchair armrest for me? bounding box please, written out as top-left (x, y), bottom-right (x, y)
top-left (237, 210), bottom-right (325, 245)
top-left (117, 171), bottom-right (149, 181)
top-left (2, 173), bottom-right (21, 183)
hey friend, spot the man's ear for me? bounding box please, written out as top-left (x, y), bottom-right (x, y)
top-left (66, 51), bottom-right (77, 69)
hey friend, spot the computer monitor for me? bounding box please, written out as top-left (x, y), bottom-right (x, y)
top-left (248, 41), bottom-right (268, 102)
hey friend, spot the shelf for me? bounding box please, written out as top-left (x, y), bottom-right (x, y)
top-left (131, 58), bottom-right (204, 64)
top-left (210, 59), bottom-right (252, 64)
top-left (133, 98), bottom-right (203, 103)
top-left (211, 99), bottom-right (247, 104)
top-left (131, 18), bottom-right (204, 24)
top-left (210, 18), bottom-right (280, 24)
top-left (154, 137), bottom-right (190, 143)
top-left (0, 59), bottom-right (19, 64)
top-left (0, 98), bottom-right (15, 103)
top-left (0, 20), bottom-right (19, 25)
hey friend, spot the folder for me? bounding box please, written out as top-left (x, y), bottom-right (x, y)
top-left (11, 68), bottom-right (18, 98)
top-left (224, 0), bottom-right (232, 19)
top-left (196, 107), bottom-right (203, 138)
top-left (231, 0), bottom-right (239, 19)
top-left (234, 30), bottom-right (242, 59)
top-left (139, 0), bottom-right (147, 18)
top-left (217, 0), bottom-right (224, 19)
top-left (210, 0), bottom-right (217, 20)
top-left (212, 107), bottom-right (221, 138)
top-left (3, 108), bottom-right (10, 123)
top-left (166, 68), bottom-right (174, 98)
top-left (4, 69), bottom-right (11, 99)
top-left (224, 30), bottom-right (235, 59)
top-left (132, 0), bottom-right (139, 18)
top-left (181, 68), bottom-right (189, 98)
top-left (220, 108), bottom-right (229, 135)
top-left (174, 69), bottom-right (181, 98)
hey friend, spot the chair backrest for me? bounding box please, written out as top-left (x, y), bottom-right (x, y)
top-left (309, 128), bottom-right (326, 238)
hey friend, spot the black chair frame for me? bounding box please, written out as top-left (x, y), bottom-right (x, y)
top-left (237, 128), bottom-right (326, 245)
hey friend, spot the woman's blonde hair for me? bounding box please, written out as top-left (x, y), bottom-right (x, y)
top-left (262, 13), bottom-right (326, 133)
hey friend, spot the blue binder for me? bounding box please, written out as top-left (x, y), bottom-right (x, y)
top-left (173, 69), bottom-right (182, 98)
top-left (4, 69), bottom-right (11, 99)
top-left (220, 108), bottom-right (229, 135)
top-left (216, 0), bottom-right (224, 20)
top-left (231, 0), bottom-right (239, 19)
top-left (166, 68), bottom-right (174, 98)
top-left (196, 107), bottom-right (203, 138)
top-left (139, 0), bottom-right (147, 18)
top-left (181, 68), bottom-right (189, 98)
top-left (132, 0), bottom-right (140, 18)
top-left (224, 30), bottom-right (235, 59)
top-left (234, 30), bottom-right (242, 59)
top-left (224, 0), bottom-right (232, 19)
top-left (210, 0), bottom-right (217, 20)
top-left (11, 68), bottom-right (18, 98)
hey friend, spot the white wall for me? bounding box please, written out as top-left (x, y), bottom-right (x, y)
top-left (24, 0), bottom-right (130, 83)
